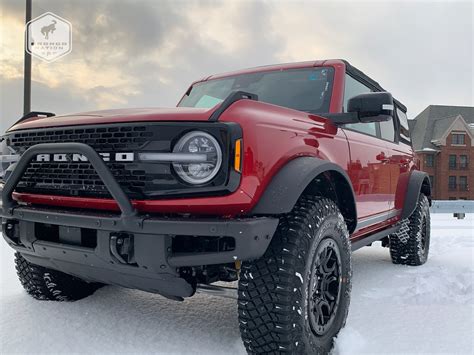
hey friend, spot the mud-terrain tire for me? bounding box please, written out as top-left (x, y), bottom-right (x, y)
top-left (238, 196), bottom-right (352, 354)
top-left (15, 253), bottom-right (101, 301)
top-left (389, 194), bottom-right (430, 266)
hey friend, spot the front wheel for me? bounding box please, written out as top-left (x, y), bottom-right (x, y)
top-left (238, 196), bottom-right (352, 354)
top-left (15, 253), bottom-right (102, 301)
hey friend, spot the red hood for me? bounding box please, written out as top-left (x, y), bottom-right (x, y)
top-left (7, 107), bottom-right (216, 132)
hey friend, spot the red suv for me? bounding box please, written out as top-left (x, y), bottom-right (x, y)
top-left (1, 59), bottom-right (431, 354)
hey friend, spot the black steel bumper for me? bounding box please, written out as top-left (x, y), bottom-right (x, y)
top-left (0, 143), bottom-right (278, 298)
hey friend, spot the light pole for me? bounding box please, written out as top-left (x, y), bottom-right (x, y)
top-left (23, 0), bottom-right (32, 115)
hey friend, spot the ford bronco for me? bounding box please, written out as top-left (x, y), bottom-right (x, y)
top-left (1, 59), bottom-right (431, 354)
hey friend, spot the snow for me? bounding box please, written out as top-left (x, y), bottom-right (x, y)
top-left (1, 214), bottom-right (473, 354)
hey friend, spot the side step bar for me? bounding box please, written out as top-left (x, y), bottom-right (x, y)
top-left (198, 225), bottom-right (401, 300)
top-left (351, 225), bottom-right (399, 251)
top-left (196, 284), bottom-right (238, 300)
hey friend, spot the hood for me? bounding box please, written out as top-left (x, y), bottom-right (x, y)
top-left (7, 107), bottom-right (216, 132)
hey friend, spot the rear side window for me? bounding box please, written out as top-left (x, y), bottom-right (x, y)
top-left (343, 74), bottom-right (377, 136)
top-left (397, 108), bottom-right (411, 144)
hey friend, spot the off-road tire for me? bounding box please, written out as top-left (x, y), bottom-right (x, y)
top-left (389, 193), bottom-right (430, 266)
top-left (15, 252), bottom-right (101, 301)
top-left (238, 196), bottom-right (352, 354)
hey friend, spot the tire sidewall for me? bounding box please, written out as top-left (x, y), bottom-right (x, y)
top-left (301, 214), bottom-right (352, 352)
top-left (389, 193), bottom-right (431, 266)
top-left (416, 195), bottom-right (431, 264)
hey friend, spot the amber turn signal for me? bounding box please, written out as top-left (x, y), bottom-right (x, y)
top-left (234, 139), bottom-right (242, 172)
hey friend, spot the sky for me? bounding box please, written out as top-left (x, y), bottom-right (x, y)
top-left (0, 0), bottom-right (472, 133)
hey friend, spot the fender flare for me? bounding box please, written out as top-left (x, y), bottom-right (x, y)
top-left (400, 170), bottom-right (432, 219)
top-left (251, 157), bottom-right (357, 233)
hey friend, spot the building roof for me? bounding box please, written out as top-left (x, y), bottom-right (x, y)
top-left (410, 105), bottom-right (474, 151)
top-left (431, 115), bottom-right (459, 142)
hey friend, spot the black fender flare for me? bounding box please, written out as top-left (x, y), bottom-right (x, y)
top-left (400, 170), bottom-right (432, 219)
top-left (251, 157), bottom-right (357, 233)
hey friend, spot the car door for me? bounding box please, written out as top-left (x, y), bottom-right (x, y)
top-left (382, 105), bottom-right (415, 215)
top-left (342, 74), bottom-right (392, 226)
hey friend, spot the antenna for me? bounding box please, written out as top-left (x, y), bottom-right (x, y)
top-left (23, 0), bottom-right (32, 115)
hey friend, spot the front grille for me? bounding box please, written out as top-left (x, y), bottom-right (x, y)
top-left (6, 122), bottom-right (236, 200)
top-left (9, 125), bottom-right (152, 151)
top-left (20, 161), bottom-right (147, 197)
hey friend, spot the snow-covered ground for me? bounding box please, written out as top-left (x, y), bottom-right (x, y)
top-left (1, 213), bottom-right (472, 354)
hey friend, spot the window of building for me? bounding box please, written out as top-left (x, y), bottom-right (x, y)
top-left (425, 154), bottom-right (434, 167)
top-left (343, 74), bottom-right (377, 136)
top-left (460, 155), bottom-right (468, 169)
top-left (448, 176), bottom-right (457, 190)
top-left (451, 133), bottom-right (465, 145)
top-left (459, 176), bottom-right (468, 191)
top-left (449, 155), bottom-right (457, 169)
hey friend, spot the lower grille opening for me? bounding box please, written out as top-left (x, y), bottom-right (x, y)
top-left (172, 235), bottom-right (235, 254)
top-left (81, 228), bottom-right (98, 248)
top-left (35, 223), bottom-right (59, 243)
top-left (35, 223), bottom-right (97, 248)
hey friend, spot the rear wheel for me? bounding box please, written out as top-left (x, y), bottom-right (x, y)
top-left (238, 196), bottom-right (352, 354)
top-left (389, 194), bottom-right (430, 266)
top-left (15, 253), bottom-right (102, 301)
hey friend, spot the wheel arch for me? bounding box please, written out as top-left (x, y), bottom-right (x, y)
top-left (251, 157), bottom-right (357, 233)
top-left (400, 170), bottom-right (432, 219)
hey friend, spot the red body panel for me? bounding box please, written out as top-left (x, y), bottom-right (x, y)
top-left (13, 99), bottom-right (350, 217)
top-left (9, 59), bottom-right (414, 237)
top-left (8, 107), bottom-right (215, 131)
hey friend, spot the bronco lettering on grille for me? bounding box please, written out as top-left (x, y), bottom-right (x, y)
top-left (35, 153), bottom-right (135, 162)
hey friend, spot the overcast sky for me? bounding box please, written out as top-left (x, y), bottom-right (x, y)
top-left (1, 0), bottom-right (472, 133)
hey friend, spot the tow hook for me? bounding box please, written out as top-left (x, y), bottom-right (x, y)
top-left (110, 233), bottom-right (135, 264)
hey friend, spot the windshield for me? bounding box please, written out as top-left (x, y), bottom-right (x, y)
top-left (178, 67), bottom-right (334, 114)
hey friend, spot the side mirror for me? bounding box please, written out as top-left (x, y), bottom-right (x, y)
top-left (347, 92), bottom-right (394, 123)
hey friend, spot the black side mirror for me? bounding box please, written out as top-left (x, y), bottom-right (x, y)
top-left (347, 92), bottom-right (394, 123)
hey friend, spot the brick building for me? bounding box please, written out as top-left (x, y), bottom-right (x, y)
top-left (410, 105), bottom-right (474, 200)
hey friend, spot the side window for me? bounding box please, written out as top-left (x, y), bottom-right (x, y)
top-left (379, 118), bottom-right (395, 141)
top-left (396, 108), bottom-right (411, 144)
top-left (343, 74), bottom-right (376, 136)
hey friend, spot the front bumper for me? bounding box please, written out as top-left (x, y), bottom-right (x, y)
top-left (0, 143), bottom-right (278, 298)
top-left (1, 208), bottom-right (277, 297)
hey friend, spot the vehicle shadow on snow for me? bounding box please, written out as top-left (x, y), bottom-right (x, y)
top-left (1, 248), bottom-right (418, 354)
top-left (2, 284), bottom-right (246, 354)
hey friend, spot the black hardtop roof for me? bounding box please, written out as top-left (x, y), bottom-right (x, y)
top-left (342, 60), bottom-right (407, 112)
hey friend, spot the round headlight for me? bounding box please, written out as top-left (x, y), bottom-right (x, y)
top-left (172, 131), bottom-right (222, 184)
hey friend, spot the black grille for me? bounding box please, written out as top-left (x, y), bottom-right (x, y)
top-left (20, 162), bottom-right (148, 197)
top-left (6, 122), bottom-right (237, 200)
top-left (9, 125), bottom-right (152, 151)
